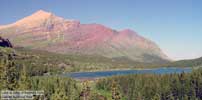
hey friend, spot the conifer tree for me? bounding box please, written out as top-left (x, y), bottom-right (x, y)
top-left (5, 61), bottom-right (19, 90)
top-left (19, 64), bottom-right (31, 90)
top-left (79, 81), bottom-right (91, 100)
top-left (136, 92), bottom-right (142, 100)
top-left (0, 59), bottom-right (6, 89)
top-left (51, 88), bottom-right (68, 100)
top-left (152, 93), bottom-right (161, 100)
top-left (111, 80), bottom-right (121, 100)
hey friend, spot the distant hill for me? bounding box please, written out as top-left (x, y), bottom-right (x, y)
top-left (164, 57), bottom-right (202, 68)
top-left (0, 10), bottom-right (170, 63)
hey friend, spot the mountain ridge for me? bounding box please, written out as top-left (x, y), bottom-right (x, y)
top-left (0, 10), bottom-right (170, 63)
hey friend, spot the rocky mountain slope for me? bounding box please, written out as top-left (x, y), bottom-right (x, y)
top-left (0, 10), bottom-right (170, 63)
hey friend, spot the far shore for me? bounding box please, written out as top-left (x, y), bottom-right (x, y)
top-left (65, 67), bottom-right (192, 73)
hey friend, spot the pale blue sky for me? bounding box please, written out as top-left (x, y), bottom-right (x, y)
top-left (0, 0), bottom-right (202, 60)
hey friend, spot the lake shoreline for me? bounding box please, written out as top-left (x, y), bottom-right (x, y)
top-left (62, 67), bottom-right (192, 80)
top-left (67, 67), bottom-right (192, 74)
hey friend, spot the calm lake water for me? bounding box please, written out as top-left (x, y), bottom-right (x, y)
top-left (63, 67), bottom-right (192, 79)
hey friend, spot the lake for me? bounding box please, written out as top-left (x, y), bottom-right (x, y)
top-left (63, 67), bottom-right (192, 79)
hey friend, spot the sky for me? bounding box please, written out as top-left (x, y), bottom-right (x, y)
top-left (0, 0), bottom-right (202, 60)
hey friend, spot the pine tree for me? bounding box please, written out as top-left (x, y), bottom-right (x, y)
top-left (183, 95), bottom-right (189, 100)
top-left (79, 81), bottom-right (91, 100)
top-left (51, 88), bottom-right (68, 100)
top-left (136, 92), bottom-right (142, 100)
top-left (0, 59), bottom-right (6, 89)
top-left (50, 77), bottom-right (69, 100)
top-left (152, 93), bottom-right (161, 100)
top-left (190, 84), bottom-right (197, 100)
top-left (19, 64), bottom-right (31, 90)
top-left (111, 80), bottom-right (121, 100)
top-left (5, 61), bottom-right (19, 90)
top-left (0, 49), bottom-right (20, 90)
top-left (166, 92), bottom-right (175, 100)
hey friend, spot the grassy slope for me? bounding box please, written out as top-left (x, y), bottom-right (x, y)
top-left (14, 47), bottom-right (165, 72)
top-left (1, 46), bottom-right (202, 74)
top-left (163, 57), bottom-right (202, 68)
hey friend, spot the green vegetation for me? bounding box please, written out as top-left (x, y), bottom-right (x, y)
top-left (13, 47), bottom-right (202, 73)
top-left (0, 47), bottom-right (80, 100)
top-left (1, 47), bottom-right (201, 75)
top-left (14, 47), bottom-right (169, 73)
top-left (31, 76), bottom-right (80, 100)
top-left (1, 47), bottom-right (202, 100)
top-left (96, 69), bottom-right (202, 100)
top-left (164, 57), bottom-right (202, 68)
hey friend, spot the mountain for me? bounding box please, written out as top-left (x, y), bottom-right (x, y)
top-left (0, 10), bottom-right (170, 63)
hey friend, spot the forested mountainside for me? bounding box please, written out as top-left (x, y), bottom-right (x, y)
top-left (1, 47), bottom-right (202, 100)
